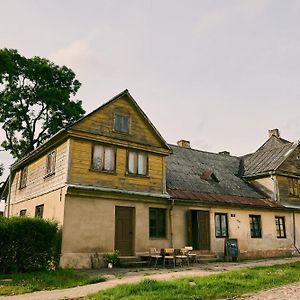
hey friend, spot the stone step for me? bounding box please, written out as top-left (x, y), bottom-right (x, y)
top-left (119, 256), bottom-right (142, 262)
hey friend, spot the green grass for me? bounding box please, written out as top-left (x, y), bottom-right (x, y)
top-left (86, 261), bottom-right (300, 299)
top-left (0, 268), bottom-right (105, 296)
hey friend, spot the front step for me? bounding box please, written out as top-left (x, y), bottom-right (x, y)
top-left (196, 254), bottom-right (220, 263)
top-left (119, 256), bottom-right (148, 268)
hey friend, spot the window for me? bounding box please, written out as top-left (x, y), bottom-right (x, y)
top-left (215, 213), bottom-right (228, 238)
top-left (149, 208), bottom-right (166, 238)
top-left (92, 144), bottom-right (115, 172)
top-left (249, 215), bottom-right (262, 238)
top-left (288, 178), bottom-right (299, 196)
top-left (275, 216), bottom-right (286, 238)
top-left (19, 209), bottom-right (27, 216)
top-left (114, 114), bottom-right (129, 133)
top-left (127, 151), bottom-right (148, 176)
top-left (19, 166), bottom-right (28, 189)
top-left (45, 150), bottom-right (56, 177)
top-left (35, 204), bottom-right (44, 218)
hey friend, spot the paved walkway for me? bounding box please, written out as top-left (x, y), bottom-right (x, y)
top-left (1, 257), bottom-right (300, 300)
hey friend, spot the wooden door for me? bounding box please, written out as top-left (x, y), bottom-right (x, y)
top-left (197, 210), bottom-right (210, 250)
top-left (187, 210), bottom-right (210, 251)
top-left (115, 206), bottom-right (135, 256)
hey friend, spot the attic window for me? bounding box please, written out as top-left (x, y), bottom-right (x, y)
top-left (201, 170), bottom-right (219, 183)
top-left (114, 113), bottom-right (130, 133)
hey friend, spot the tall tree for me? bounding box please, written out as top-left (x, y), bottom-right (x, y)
top-left (0, 163), bottom-right (3, 177)
top-left (0, 48), bottom-right (85, 159)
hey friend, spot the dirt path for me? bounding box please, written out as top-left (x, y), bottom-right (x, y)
top-left (1, 257), bottom-right (299, 300)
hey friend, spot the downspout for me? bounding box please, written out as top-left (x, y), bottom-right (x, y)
top-left (292, 210), bottom-right (300, 254)
top-left (6, 168), bottom-right (12, 218)
top-left (270, 173), bottom-right (279, 202)
top-left (169, 198), bottom-right (174, 248)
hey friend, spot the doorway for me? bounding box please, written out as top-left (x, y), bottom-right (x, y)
top-left (115, 206), bottom-right (135, 256)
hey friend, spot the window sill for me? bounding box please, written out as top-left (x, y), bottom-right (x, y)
top-left (125, 173), bottom-right (150, 178)
top-left (44, 172), bottom-right (55, 179)
top-left (250, 236), bottom-right (262, 239)
top-left (149, 237), bottom-right (168, 240)
top-left (277, 236), bottom-right (287, 239)
top-left (216, 236), bottom-right (228, 239)
top-left (90, 168), bottom-right (116, 175)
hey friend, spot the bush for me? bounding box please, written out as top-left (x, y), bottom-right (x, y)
top-left (0, 217), bottom-right (60, 273)
top-left (103, 250), bottom-right (120, 267)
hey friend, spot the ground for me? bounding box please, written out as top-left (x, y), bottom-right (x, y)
top-left (1, 257), bottom-right (300, 300)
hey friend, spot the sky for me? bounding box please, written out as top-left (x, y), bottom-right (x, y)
top-left (1, 0), bottom-right (300, 181)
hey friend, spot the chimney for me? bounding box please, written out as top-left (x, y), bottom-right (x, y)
top-left (219, 151), bottom-right (230, 156)
top-left (268, 128), bottom-right (280, 138)
top-left (177, 140), bottom-right (190, 148)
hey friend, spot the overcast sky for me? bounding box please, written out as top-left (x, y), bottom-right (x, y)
top-left (1, 0), bottom-right (300, 181)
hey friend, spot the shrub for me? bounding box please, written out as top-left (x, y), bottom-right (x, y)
top-left (103, 250), bottom-right (120, 267)
top-left (0, 217), bottom-right (60, 273)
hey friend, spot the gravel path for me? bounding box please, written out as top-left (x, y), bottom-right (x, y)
top-left (1, 257), bottom-right (300, 300)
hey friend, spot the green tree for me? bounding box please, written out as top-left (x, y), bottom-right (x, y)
top-left (0, 48), bottom-right (85, 159)
top-left (0, 164), bottom-right (3, 177)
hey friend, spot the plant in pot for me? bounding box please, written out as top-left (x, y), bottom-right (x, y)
top-left (103, 250), bottom-right (120, 268)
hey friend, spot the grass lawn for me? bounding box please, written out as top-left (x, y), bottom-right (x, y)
top-left (86, 261), bottom-right (300, 299)
top-left (0, 268), bottom-right (105, 296)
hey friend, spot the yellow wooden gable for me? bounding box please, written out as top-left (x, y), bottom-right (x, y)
top-left (71, 90), bottom-right (170, 152)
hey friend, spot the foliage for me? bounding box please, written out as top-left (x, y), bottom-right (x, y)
top-left (0, 163), bottom-right (3, 177)
top-left (0, 217), bottom-right (61, 273)
top-left (0, 48), bottom-right (85, 159)
top-left (103, 250), bottom-right (120, 267)
top-left (86, 262), bottom-right (300, 299)
top-left (0, 268), bottom-right (105, 296)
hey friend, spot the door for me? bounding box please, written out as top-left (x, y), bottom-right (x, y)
top-left (115, 206), bottom-right (135, 256)
top-left (187, 210), bottom-right (210, 251)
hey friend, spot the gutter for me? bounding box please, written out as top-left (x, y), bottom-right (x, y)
top-left (169, 198), bottom-right (175, 248)
top-left (6, 169), bottom-right (12, 218)
top-left (292, 210), bottom-right (300, 254)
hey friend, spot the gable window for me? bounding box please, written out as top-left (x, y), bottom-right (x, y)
top-left (92, 144), bottom-right (115, 172)
top-left (19, 209), bottom-right (27, 217)
top-left (275, 216), bottom-right (286, 238)
top-left (114, 113), bottom-right (129, 133)
top-left (149, 208), bottom-right (166, 238)
top-left (127, 151), bottom-right (148, 176)
top-left (19, 166), bottom-right (28, 189)
top-left (249, 215), bottom-right (262, 238)
top-left (288, 178), bottom-right (299, 196)
top-left (215, 213), bottom-right (228, 238)
top-left (45, 150), bottom-right (56, 177)
top-left (35, 204), bottom-right (44, 218)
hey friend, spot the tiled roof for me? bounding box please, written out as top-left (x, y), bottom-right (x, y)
top-left (242, 136), bottom-right (295, 178)
top-left (166, 145), bottom-right (264, 199)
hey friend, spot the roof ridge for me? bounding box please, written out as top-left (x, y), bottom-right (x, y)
top-left (168, 144), bottom-right (239, 158)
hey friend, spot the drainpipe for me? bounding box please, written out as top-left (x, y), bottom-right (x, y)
top-left (292, 210), bottom-right (300, 254)
top-left (169, 199), bottom-right (175, 248)
top-left (6, 168), bottom-right (12, 218)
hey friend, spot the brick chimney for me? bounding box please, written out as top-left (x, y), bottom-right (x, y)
top-left (268, 129), bottom-right (280, 138)
top-left (177, 140), bottom-right (190, 148)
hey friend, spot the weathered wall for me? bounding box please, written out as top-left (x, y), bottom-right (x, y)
top-left (60, 195), bottom-right (171, 268)
top-left (9, 187), bottom-right (67, 224)
top-left (277, 175), bottom-right (300, 208)
top-left (71, 95), bottom-right (164, 148)
top-left (61, 194), bottom-right (296, 268)
top-left (68, 138), bottom-right (165, 194)
top-left (10, 140), bottom-right (69, 205)
top-left (248, 177), bottom-right (275, 199)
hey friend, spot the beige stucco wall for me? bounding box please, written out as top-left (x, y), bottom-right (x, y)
top-left (60, 195), bottom-right (172, 268)
top-left (60, 194), bottom-right (297, 268)
top-left (8, 187), bottom-right (67, 224)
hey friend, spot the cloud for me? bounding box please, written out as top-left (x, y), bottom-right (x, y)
top-left (195, 0), bottom-right (271, 35)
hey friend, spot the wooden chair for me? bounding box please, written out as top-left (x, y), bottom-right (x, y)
top-left (163, 248), bottom-right (176, 268)
top-left (148, 248), bottom-right (162, 267)
top-left (185, 246), bottom-right (197, 264)
top-left (176, 248), bottom-right (189, 267)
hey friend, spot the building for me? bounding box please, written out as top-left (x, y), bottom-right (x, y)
top-left (3, 90), bottom-right (300, 268)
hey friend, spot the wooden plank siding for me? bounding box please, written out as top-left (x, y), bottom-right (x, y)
top-left (278, 147), bottom-right (300, 176)
top-left (10, 140), bottom-right (70, 205)
top-left (68, 138), bottom-right (165, 194)
top-left (71, 95), bottom-right (164, 149)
